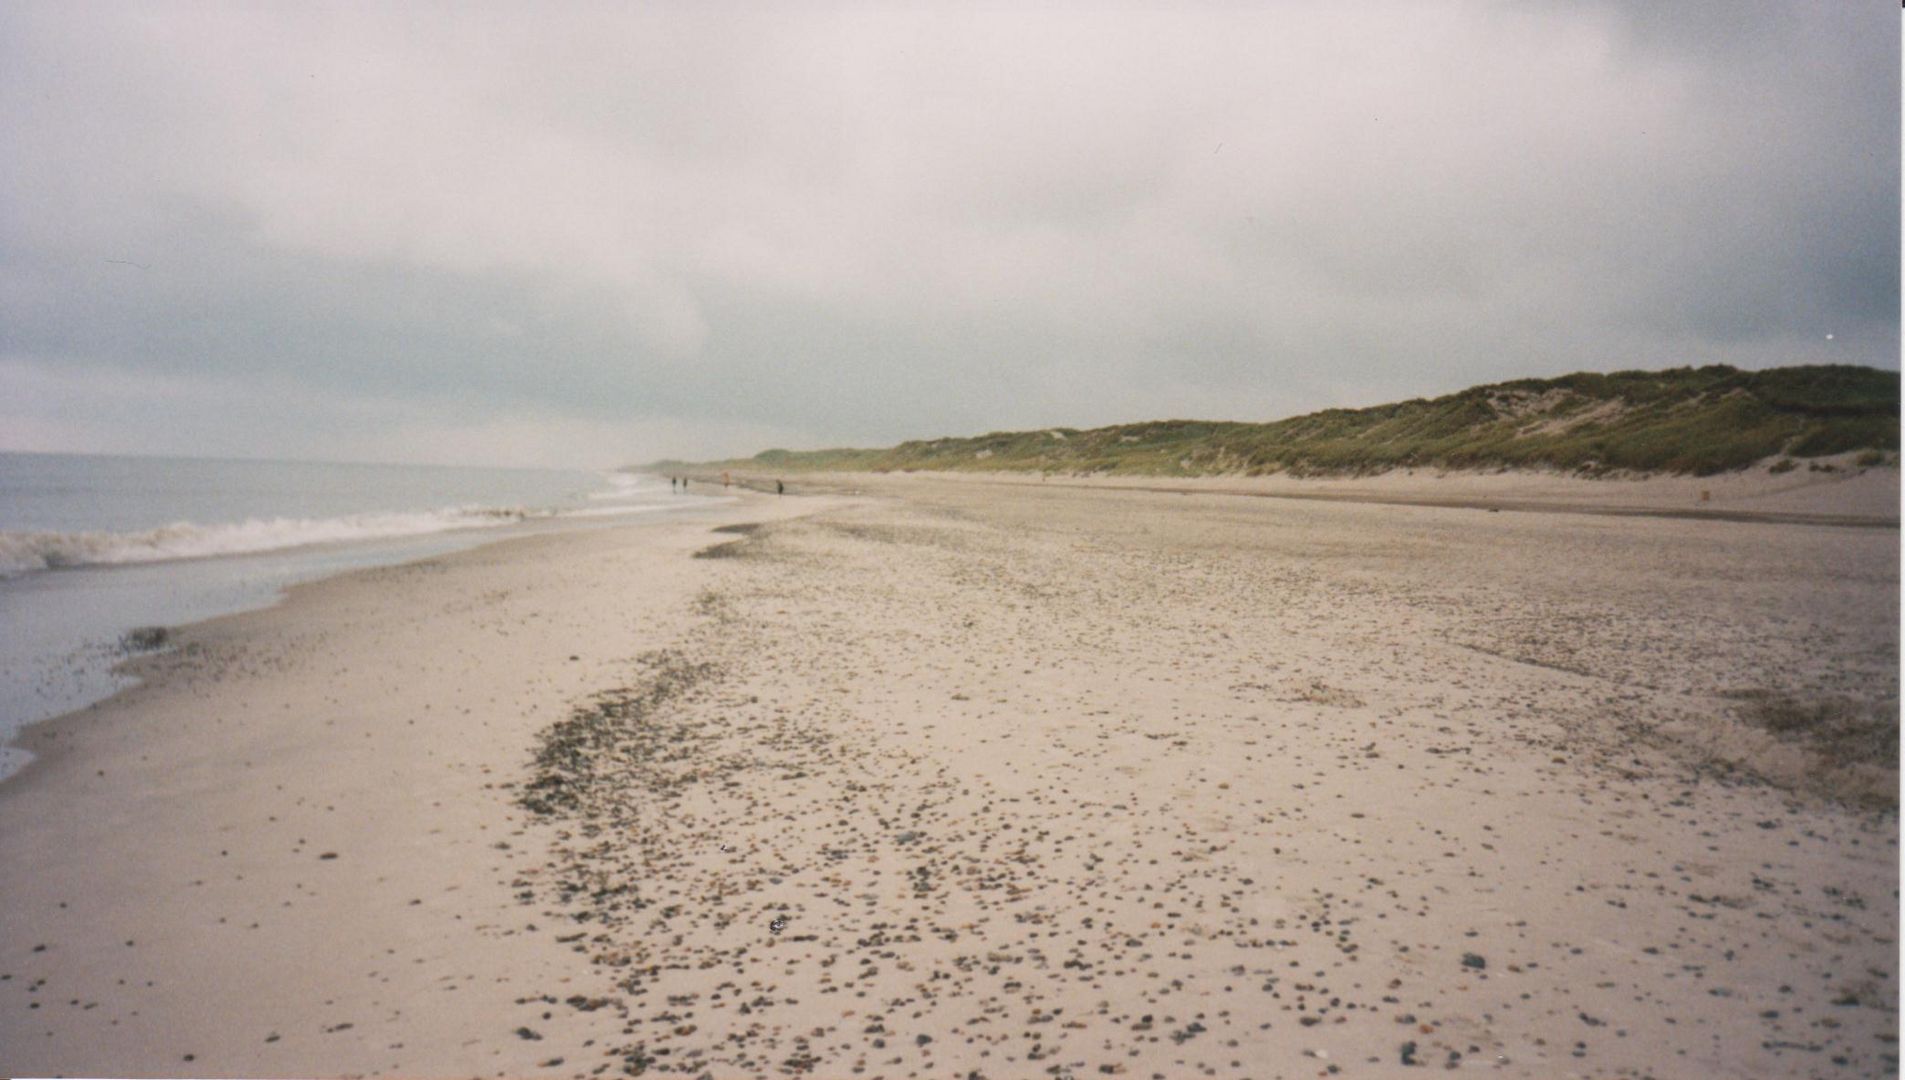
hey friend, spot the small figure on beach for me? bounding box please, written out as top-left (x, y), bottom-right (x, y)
top-left (776, 480), bottom-right (784, 495)
top-left (722, 471), bottom-right (731, 488)
top-left (671, 476), bottom-right (677, 490)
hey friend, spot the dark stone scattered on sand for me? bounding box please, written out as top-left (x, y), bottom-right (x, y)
top-left (516, 1026), bottom-right (543, 1040)
top-left (488, 497), bottom-right (1898, 1079)
top-left (121, 626), bottom-right (170, 652)
top-left (693, 539), bottom-right (750, 560)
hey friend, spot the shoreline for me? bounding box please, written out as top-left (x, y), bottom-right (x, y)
top-left (0, 486), bottom-right (806, 802)
top-left (0, 489), bottom-right (843, 1077)
top-left (2, 475), bottom-right (1895, 1078)
top-left (0, 492), bottom-right (738, 788)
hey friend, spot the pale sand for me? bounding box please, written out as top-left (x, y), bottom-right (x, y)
top-left (1, 474), bottom-right (1896, 1078)
top-left (754, 453), bottom-right (1898, 525)
top-left (0, 496), bottom-right (835, 1077)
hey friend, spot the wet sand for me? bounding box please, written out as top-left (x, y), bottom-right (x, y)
top-left (1, 474), bottom-right (1896, 1078)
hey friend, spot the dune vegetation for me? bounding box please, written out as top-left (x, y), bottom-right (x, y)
top-left (669, 365), bottom-right (1899, 478)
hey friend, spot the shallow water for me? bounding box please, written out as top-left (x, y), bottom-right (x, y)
top-left (0, 452), bottom-right (711, 779)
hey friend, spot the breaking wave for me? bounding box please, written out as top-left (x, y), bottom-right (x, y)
top-left (0, 506), bottom-right (536, 578)
top-left (587, 473), bottom-right (654, 501)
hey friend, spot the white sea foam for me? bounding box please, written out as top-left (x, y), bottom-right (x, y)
top-left (0, 506), bottom-right (534, 577)
top-left (586, 472), bottom-right (655, 501)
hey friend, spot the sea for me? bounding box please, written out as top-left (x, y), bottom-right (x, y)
top-left (0, 451), bottom-right (720, 781)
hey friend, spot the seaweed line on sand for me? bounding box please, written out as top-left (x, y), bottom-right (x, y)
top-left (518, 648), bottom-right (727, 819)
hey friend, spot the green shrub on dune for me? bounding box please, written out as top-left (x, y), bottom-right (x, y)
top-left (667, 364), bottom-right (1899, 479)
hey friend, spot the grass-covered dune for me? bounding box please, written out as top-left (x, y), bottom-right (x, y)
top-left (667, 364), bottom-right (1900, 479)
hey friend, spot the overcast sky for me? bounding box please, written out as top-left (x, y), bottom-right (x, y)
top-left (1, 2), bottom-right (1897, 468)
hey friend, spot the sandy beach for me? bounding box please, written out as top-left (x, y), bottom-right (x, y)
top-left (1, 473), bottom-right (1896, 1079)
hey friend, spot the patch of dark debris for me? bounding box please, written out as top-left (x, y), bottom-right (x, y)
top-left (1729, 691), bottom-right (1899, 768)
top-left (519, 650), bottom-right (725, 818)
top-left (695, 523), bottom-right (781, 560)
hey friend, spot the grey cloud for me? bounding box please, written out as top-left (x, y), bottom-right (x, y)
top-left (0, 1), bottom-right (1895, 467)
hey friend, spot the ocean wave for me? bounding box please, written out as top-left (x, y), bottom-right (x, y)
top-left (586, 472), bottom-right (656, 501)
top-left (0, 506), bottom-right (534, 577)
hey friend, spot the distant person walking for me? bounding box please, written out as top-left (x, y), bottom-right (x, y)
top-left (776, 480), bottom-right (784, 495)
